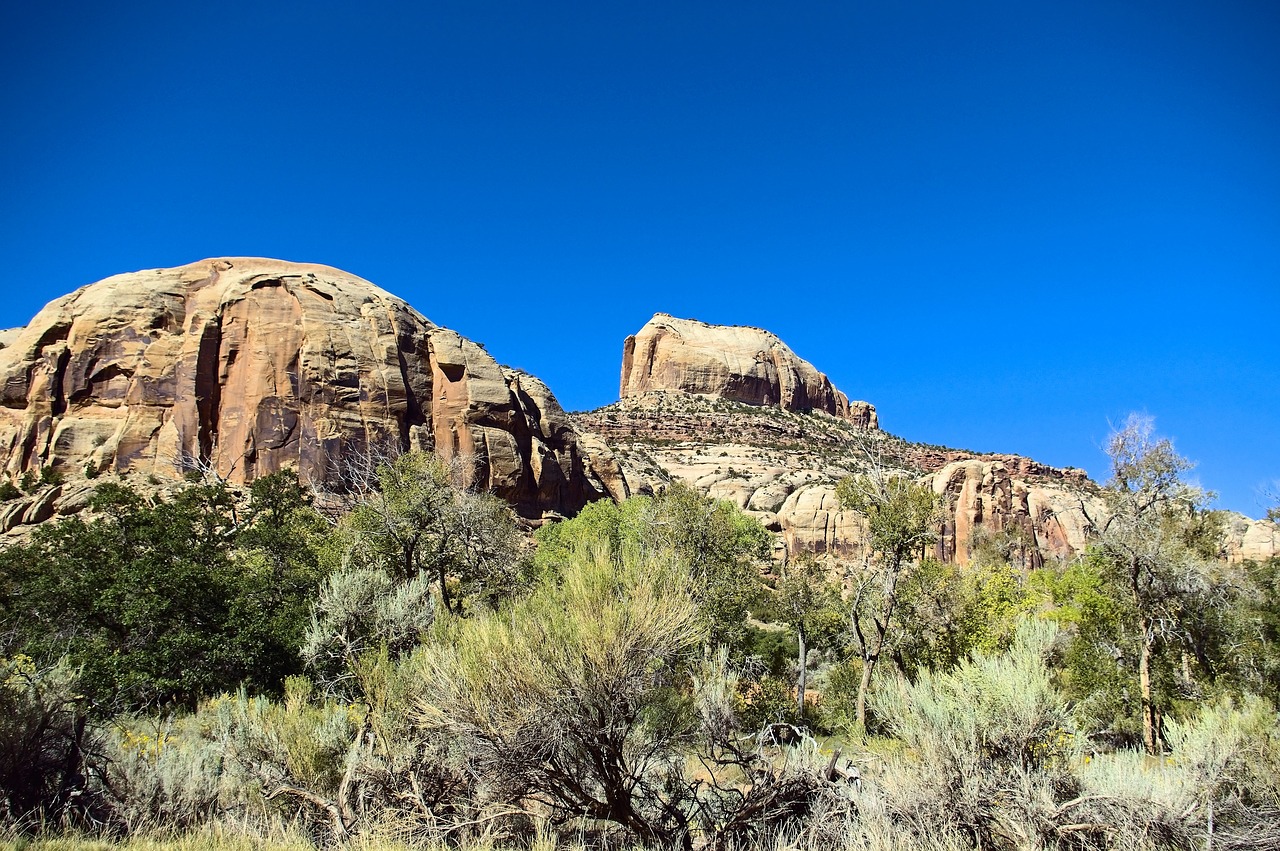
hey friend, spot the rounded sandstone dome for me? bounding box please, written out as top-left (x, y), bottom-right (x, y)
top-left (0, 258), bottom-right (624, 527)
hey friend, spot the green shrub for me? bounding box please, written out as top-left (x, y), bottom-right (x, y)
top-left (419, 545), bottom-right (707, 847)
top-left (868, 620), bottom-right (1083, 849)
top-left (301, 567), bottom-right (435, 695)
top-left (1073, 697), bottom-right (1280, 850)
top-left (98, 707), bottom-right (251, 833)
top-left (0, 655), bottom-right (94, 823)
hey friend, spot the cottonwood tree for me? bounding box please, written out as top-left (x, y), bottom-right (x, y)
top-left (890, 558), bottom-right (1040, 678)
top-left (836, 460), bottom-right (944, 729)
top-left (634, 483), bottom-right (771, 652)
top-left (1084, 414), bottom-right (1212, 754)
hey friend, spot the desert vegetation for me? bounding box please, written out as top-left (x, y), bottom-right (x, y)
top-left (2, 417), bottom-right (1279, 851)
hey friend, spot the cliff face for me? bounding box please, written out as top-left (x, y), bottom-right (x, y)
top-left (620, 314), bottom-right (878, 428)
top-left (1220, 514), bottom-right (1280, 564)
top-left (928, 459), bottom-right (1095, 569)
top-left (0, 258), bottom-right (625, 528)
top-left (574, 394), bottom-right (1101, 566)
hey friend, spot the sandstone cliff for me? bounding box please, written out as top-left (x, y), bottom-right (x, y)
top-left (574, 394), bottom-right (1101, 565)
top-left (0, 258), bottom-right (625, 531)
top-left (928, 459), bottom-right (1095, 569)
top-left (620, 314), bottom-right (878, 428)
top-left (1219, 514), bottom-right (1280, 564)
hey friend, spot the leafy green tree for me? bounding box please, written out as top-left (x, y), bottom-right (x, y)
top-left (1039, 552), bottom-right (1146, 746)
top-left (532, 495), bottom-right (649, 573)
top-left (836, 468), bottom-right (943, 728)
top-left (0, 482), bottom-right (240, 710)
top-left (1226, 556), bottom-right (1280, 704)
top-left (0, 472), bottom-right (326, 711)
top-left (228, 470), bottom-right (330, 688)
top-left (776, 556), bottom-right (843, 716)
top-left (892, 558), bottom-right (1041, 678)
top-left (1148, 553), bottom-right (1280, 710)
top-left (640, 483), bottom-right (772, 651)
top-left (330, 451), bottom-right (520, 615)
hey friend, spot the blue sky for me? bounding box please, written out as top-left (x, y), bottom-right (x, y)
top-left (2, 1), bottom-right (1277, 515)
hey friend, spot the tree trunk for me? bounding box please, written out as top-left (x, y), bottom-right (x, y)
top-left (438, 565), bottom-right (452, 614)
top-left (796, 625), bottom-right (807, 717)
top-left (856, 653), bottom-right (874, 729)
top-left (856, 554), bottom-right (903, 730)
top-left (1139, 615), bottom-right (1157, 755)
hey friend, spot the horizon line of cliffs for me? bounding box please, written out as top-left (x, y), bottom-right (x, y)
top-left (0, 257), bottom-right (1274, 564)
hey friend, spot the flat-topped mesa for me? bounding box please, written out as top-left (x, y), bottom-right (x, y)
top-left (0, 258), bottom-right (626, 528)
top-left (620, 313), bottom-right (878, 429)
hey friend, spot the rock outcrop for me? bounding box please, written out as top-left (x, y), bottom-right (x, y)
top-left (1220, 514), bottom-right (1280, 564)
top-left (620, 314), bottom-right (878, 428)
top-left (0, 257), bottom-right (625, 530)
top-left (574, 394), bottom-right (1099, 565)
top-left (928, 459), bottom-right (1097, 569)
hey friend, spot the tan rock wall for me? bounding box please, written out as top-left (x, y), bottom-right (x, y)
top-left (0, 258), bottom-right (619, 529)
top-left (928, 459), bottom-right (1098, 567)
top-left (1220, 514), bottom-right (1280, 563)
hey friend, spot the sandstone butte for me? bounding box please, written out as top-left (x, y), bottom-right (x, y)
top-left (621, 314), bottom-right (879, 429)
top-left (0, 258), bottom-right (627, 533)
top-left (579, 315), bottom-right (1280, 566)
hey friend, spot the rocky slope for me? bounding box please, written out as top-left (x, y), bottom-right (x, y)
top-left (575, 393), bottom-right (1099, 566)
top-left (584, 315), bottom-right (1280, 566)
top-left (621, 314), bottom-right (878, 428)
top-left (0, 258), bottom-right (626, 533)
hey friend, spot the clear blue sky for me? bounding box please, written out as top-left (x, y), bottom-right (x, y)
top-left (2, 1), bottom-right (1277, 515)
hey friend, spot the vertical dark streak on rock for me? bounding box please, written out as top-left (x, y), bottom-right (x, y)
top-left (195, 317), bottom-right (223, 463)
top-left (49, 347), bottom-right (70, 419)
top-left (18, 422), bottom-right (38, 473)
top-left (620, 335), bottom-right (636, 397)
top-left (394, 319), bottom-right (426, 452)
